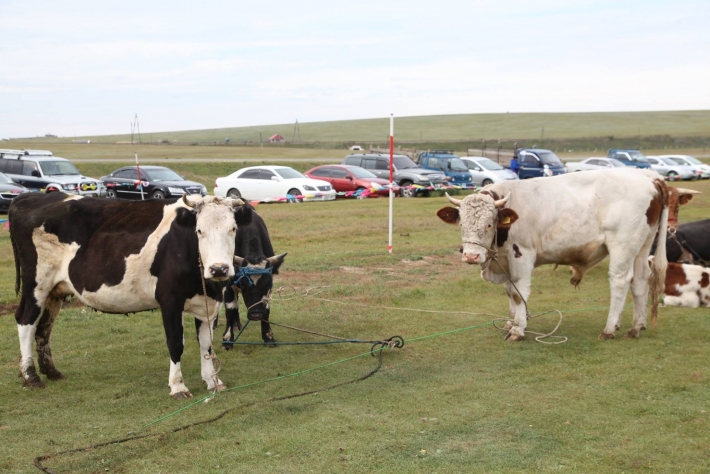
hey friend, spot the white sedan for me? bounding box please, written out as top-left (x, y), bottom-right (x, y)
top-left (214, 166), bottom-right (336, 202)
top-left (565, 157), bottom-right (627, 172)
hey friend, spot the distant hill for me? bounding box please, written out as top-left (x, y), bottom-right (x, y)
top-left (15, 110), bottom-right (710, 145)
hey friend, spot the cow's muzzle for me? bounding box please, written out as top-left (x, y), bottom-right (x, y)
top-left (462, 252), bottom-right (483, 265)
top-left (209, 263), bottom-right (231, 278)
top-left (247, 311), bottom-right (265, 321)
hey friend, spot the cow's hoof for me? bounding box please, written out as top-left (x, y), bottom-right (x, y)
top-left (265, 340), bottom-right (277, 348)
top-left (45, 369), bottom-right (66, 381)
top-left (503, 321), bottom-right (514, 331)
top-left (504, 332), bottom-right (524, 342)
top-left (170, 390), bottom-right (193, 400)
top-left (624, 328), bottom-right (641, 339)
top-left (221, 343), bottom-right (233, 351)
top-left (214, 383), bottom-right (227, 392)
top-left (598, 332), bottom-right (615, 340)
top-left (22, 378), bottom-right (45, 388)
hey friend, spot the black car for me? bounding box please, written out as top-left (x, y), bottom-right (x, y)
top-left (101, 166), bottom-right (207, 200)
top-left (0, 171), bottom-right (30, 212)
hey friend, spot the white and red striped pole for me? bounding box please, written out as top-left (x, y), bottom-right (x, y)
top-left (388, 114), bottom-right (394, 254)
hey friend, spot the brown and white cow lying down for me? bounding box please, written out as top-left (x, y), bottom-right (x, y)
top-left (658, 260), bottom-right (710, 308)
top-left (438, 168), bottom-right (670, 341)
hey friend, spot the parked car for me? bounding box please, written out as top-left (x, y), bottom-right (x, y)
top-left (606, 149), bottom-right (651, 169)
top-left (0, 171), bottom-right (30, 212)
top-left (101, 166), bottom-right (206, 199)
top-left (416, 150), bottom-right (473, 187)
top-left (304, 165), bottom-right (399, 197)
top-left (659, 155), bottom-right (710, 179)
top-left (460, 156), bottom-right (518, 186)
top-left (0, 148), bottom-right (106, 196)
top-left (342, 153), bottom-right (446, 197)
top-left (645, 156), bottom-right (695, 181)
top-left (214, 166), bottom-right (336, 202)
top-left (564, 157), bottom-right (627, 173)
top-left (516, 148), bottom-right (566, 179)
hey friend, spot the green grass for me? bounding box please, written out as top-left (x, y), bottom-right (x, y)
top-left (10, 110), bottom-right (710, 143)
top-left (1, 177), bottom-right (709, 473)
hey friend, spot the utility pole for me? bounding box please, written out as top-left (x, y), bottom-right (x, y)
top-left (292, 119), bottom-right (301, 143)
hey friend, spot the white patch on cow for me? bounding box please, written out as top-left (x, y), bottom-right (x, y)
top-left (32, 226), bottom-right (81, 306)
top-left (168, 360), bottom-right (189, 396)
top-left (225, 298), bottom-right (238, 310)
top-left (62, 195), bottom-right (84, 201)
top-left (183, 295), bottom-right (221, 321)
top-left (18, 323), bottom-right (39, 373)
top-left (196, 320), bottom-right (224, 390)
top-left (193, 196), bottom-right (238, 280)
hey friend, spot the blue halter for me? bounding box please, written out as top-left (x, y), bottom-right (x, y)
top-left (233, 266), bottom-right (273, 286)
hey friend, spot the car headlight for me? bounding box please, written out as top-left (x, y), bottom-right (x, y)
top-left (168, 187), bottom-right (186, 194)
top-left (467, 176), bottom-right (472, 181)
top-left (303, 185), bottom-right (315, 191)
top-left (62, 184), bottom-right (76, 190)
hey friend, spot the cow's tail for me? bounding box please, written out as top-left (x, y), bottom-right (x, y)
top-left (8, 205), bottom-right (22, 295)
top-left (649, 197), bottom-right (669, 329)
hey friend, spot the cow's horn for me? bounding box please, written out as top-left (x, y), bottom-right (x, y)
top-left (230, 197), bottom-right (245, 207)
top-left (494, 193), bottom-right (510, 208)
top-left (445, 193), bottom-right (462, 206)
top-left (182, 194), bottom-right (197, 208)
top-left (674, 187), bottom-right (701, 195)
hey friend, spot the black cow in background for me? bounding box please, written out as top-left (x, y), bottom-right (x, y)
top-left (222, 204), bottom-right (286, 348)
top-left (666, 218), bottom-right (710, 266)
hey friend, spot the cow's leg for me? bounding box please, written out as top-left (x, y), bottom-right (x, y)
top-left (161, 308), bottom-right (192, 399)
top-left (260, 315), bottom-right (276, 347)
top-left (626, 244), bottom-right (654, 338)
top-left (35, 297), bottom-right (65, 380)
top-left (505, 266), bottom-right (532, 341)
top-left (195, 317), bottom-right (226, 391)
top-left (601, 249), bottom-right (635, 339)
top-left (221, 285), bottom-right (242, 350)
top-left (16, 293), bottom-right (44, 388)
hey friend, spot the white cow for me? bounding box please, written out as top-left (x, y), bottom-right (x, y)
top-left (437, 168), bottom-right (670, 340)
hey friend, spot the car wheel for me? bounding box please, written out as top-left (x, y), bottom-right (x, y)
top-left (106, 189), bottom-right (117, 199)
top-left (227, 188), bottom-right (241, 199)
top-left (482, 179), bottom-right (493, 186)
top-left (667, 171), bottom-right (678, 181)
top-left (287, 188), bottom-right (300, 198)
top-left (151, 190), bottom-right (165, 199)
top-left (400, 181), bottom-right (415, 198)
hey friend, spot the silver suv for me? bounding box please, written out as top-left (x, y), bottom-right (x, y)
top-left (342, 153), bottom-right (446, 197)
top-left (0, 149), bottom-right (106, 197)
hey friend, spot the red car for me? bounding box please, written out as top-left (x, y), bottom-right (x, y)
top-left (304, 165), bottom-right (399, 197)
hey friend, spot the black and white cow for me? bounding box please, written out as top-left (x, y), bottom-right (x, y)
top-left (9, 192), bottom-right (251, 398)
top-left (221, 205), bottom-right (286, 348)
top-left (666, 218), bottom-right (710, 266)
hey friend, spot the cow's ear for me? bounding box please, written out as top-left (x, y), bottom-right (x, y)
top-left (234, 205), bottom-right (253, 226)
top-left (267, 252), bottom-right (287, 275)
top-left (175, 207), bottom-right (197, 227)
top-left (679, 194), bottom-right (694, 205)
top-left (497, 208), bottom-right (519, 228)
top-left (437, 207), bottom-right (459, 224)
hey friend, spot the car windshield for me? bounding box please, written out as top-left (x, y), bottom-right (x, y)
top-left (661, 158), bottom-right (679, 166)
top-left (145, 168), bottom-right (184, 182)
top-left (627, 151), bottom-right (648, 162)
top-left (348, 167), bottom-right (377, 179)
top-left (476, 158), bottom-right (505, 171)
top-left (608, 159), bottom-right (626, 167)
top-left (537, 151), bottom-right (563, 166)
top-left (394, 156), bottom-right (418, 169)
top-left (447, 158), bottom-right (469, 172)
top-left (678, 156), bottom-right (702, 165)
top-left (0, 172), bottom-right (14, 184)
top-left (274, 167), bottom-right (306, 179)
top-left (39, 160), bottom-right (81, 176)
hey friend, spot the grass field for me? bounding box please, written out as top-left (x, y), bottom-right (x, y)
top-left (1, 175), bottom-right (709, 473)
top-left (8, 110), bottom-right (710, 144)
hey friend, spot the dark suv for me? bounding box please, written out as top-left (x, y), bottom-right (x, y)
top-left (516, 148), bottom-right (566, 179)
top-left (342, 153), bottom-right (446, 197)
top-left (0, 149), bottom-right (106, 196)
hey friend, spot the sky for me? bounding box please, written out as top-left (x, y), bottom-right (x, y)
top-left (1, 0), bottom-right (708, 138)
